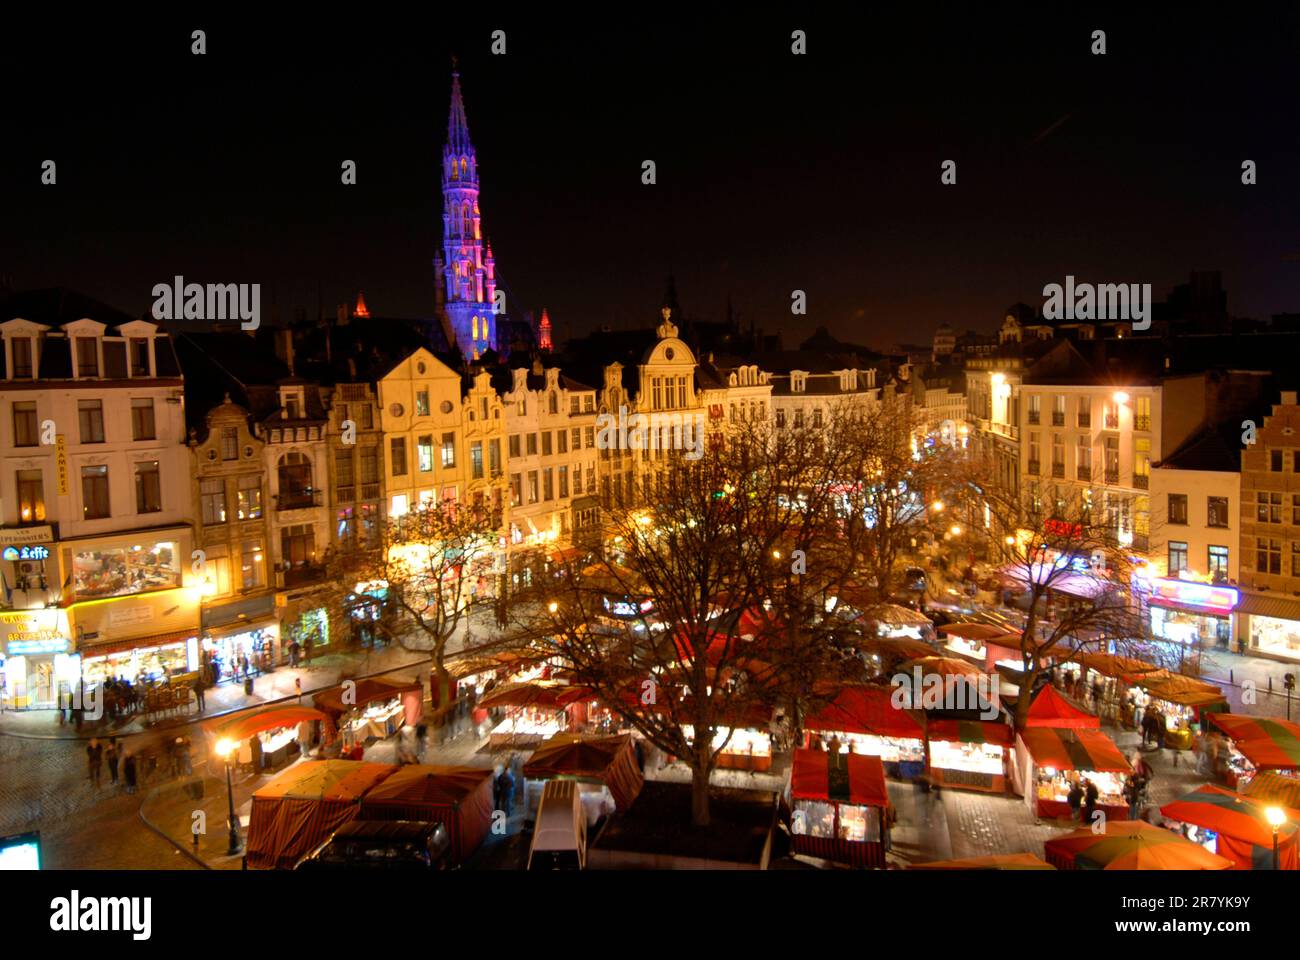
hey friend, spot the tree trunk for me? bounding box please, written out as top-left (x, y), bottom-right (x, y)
top-left (433, 651), bottom-right (452, 712)
top-left (690, 760), bottom-right (712, 827)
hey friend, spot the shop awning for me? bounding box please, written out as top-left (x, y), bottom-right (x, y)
top-left (78, 629), bottom-right (194, 659)
top-left (941, 622), bottom-right (1017, 642)
top-left (926, 719), bottom-right (1013, 746)
top-left (1072, 651), bottom-right (1161, 681)
top-left (1020, 727), bottom-right (1131, 773)
top-left (209, 705), bottom-right (327, 742)
top-left (1160, 784), bottom-right (1300, 851)
top-left (313, 677), bottom-right (424, 726)
top-left (1025, 685), bottom-right (1099, 729)
top-left (1133, 671), bottom-right (1226, 707)
top-left (1235, 590), bottom-right (1300, 622)
top-left (864, 603), bottom-right (933, 627)
top-left (805, 683), bottom-right (924, 739)
top-left (1209, 714), bottom-right (1300, 769)
top-left (477, 682), bottom-right (590, 710)
top-left (790, 748), bottom-right (888, 808)
top-left (1242, 771), bottom-right (1300, 817)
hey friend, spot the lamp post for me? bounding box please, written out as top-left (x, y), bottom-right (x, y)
top-left (216, 738), bottom-right (241, 856)
top-left (1266, 806), bottom-right (1286, 870)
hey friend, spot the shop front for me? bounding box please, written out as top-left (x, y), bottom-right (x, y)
top-left (0, 524), bottom-right (57, 611)
top-left (788, 748), bottom-right (892, 868)
top-left (201, 593), bottom-right (279, 682)
top-left (278, 592), bottom-right (331, 663)
top-left (69, 586), bottom-right (201, 685)
top-left (0, 608), bottom-right (75, 709)
top-left (926, 719), bottom-right (1011, 792)
top-left (1236, 591), bottom-right (1300, 662)
top-left (1146, 577), bottom-right (1237, 651)
top-left (1015, 726), bottom-right (1132, 821)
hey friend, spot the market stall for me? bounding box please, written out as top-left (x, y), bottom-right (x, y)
top-left (788, 748), bottom-right (892, 868)
top-left (925, 719), bottom-right (1012, 792)
top-left (1160, 783), bottom-right (1300, 869)
top-left (1129, 671), bottom-right (1227, 749)
top-left (477, 681), bottom-right (590, 749)
top-left (208, 704), bottom-right (330, 771)
top-left (245, 760), bottom-right (397, 869)
top-left (1024, 685), bottom-right (1099, 729)
top-left (940, 622), bottom-right (1024, 672)
top-left (1209, 714), bottom-right (1300, 787)
top-left (1044, 820), bottom-right (1232, 870)
top-left (804, 683), bottom-right (926, 780)
top-left (313, 677), bottom-right (424, 752)
top-left (521, 733), bottom-right (645, 823)
top-left (355, 764), bottom-right (494, 865)
top-left (864, 603), bottom-right (933, 641)
top-left (1015, 726), bottom-right (1132, 821)
top-left (1242, 771), bottom-right (1300, 816)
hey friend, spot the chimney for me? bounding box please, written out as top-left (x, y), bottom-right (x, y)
top-left (275, 328), bottom-right (296, 376)
top-left (1283, 391), bottom-right (1298, 407)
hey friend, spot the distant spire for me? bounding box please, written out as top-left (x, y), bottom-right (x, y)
top-left (448, 70), bottom-right (473, 157)
top-left (353, 291), bottom-right (371, 319)
top-left (538, 308), bottom-right (553, 352)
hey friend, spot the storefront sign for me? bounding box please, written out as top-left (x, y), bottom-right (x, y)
top-left (7, 638), bottom-right (69, 655)
top-left (1043, 518), bottom-right (1083, 540)
top-left (0, 610), bottom-right (67, 655)
top-left (1149, 577), bottom-right (1238, 613)
top-left (2, 545), bottom-right (50, 561)
top-left (0, 525), bottom-right (54, 547)
top-left (55, 435), bottom-right (68, 495)
top-left (108, 605), bottom-right (155, 628)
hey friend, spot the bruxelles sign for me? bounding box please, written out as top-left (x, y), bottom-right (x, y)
top-left (1043, 518), bottom-right (1083, 540)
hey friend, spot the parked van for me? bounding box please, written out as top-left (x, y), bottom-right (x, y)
top-left (294, 820), bottom-right (451, 871)
top-left (527, 780), bottom-right (586, 870)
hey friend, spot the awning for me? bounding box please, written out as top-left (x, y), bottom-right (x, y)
top-left (78, 630), bottom-right (195, 658)
top-left (1210, 714), bottom-right (1300, 769)
top-left (1149, 596), bottom-right (1232, 618)
top-left (790, 748), bottom-right (889, 808)
top-left (1025, 685), bottom-right (1099, 729)
top-left (1133, 671), bottom-right (1226, 707)
top-left (1072, 651), bottom-right (1161, 680)
top-left (1020, 727), bottom-right (1131, 773)
top-left (805, 683), bottom-right (924, 739)
top-left (1242, 770), bottom-right (1300, 817)
top-left (1235, 591), bottom-right (1300, 622)
top-left (926, 719), bottom-right (1013, 746)
top-left (1160, 784), bottom-right (1300, 852)
top-left (209, 705), bottom-right (328, 742)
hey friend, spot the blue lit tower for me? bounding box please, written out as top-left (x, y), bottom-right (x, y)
top-left (438, 70), bottom-right (498, 361)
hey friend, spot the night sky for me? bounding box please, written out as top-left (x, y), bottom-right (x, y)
top-left (2, 9), bottom-right (1298, 350)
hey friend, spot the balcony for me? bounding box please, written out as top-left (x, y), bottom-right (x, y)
top-left (278, 563), bottom-right (326, 588)
top-left (1027, 411), bottom-right (1040, 425)
top-left (1051, 463), bottom-right (1065, 479)
top-left (1135, 416), bottom-right (1151, 432)
top-left (1077, 466), bottom-right (1091, 481)
top-left (1027, 460), bottom-right (1041, 476)
top-left (1104, 470), bottom-right (1119, 485)
top-left (1133, 474), bottom-right (1149, 490)
top-left (275, 490), bottom-right (324, 512)
top-left (1051, 412), bottom-right (1065, 427)
top-left (1077, 414), bottom-right (1091, 428)
top-left (336, 485), bottom-right (355, 504)
top-left (360, 482), bottom-right (380, 501)
top-left (1104, 415), bottom-right (1119, 430)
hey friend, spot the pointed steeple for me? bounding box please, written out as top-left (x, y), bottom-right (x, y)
top-left (447, 69), bottom-right (473, 158)
top-left (538, 308), bottom-right (553, 352)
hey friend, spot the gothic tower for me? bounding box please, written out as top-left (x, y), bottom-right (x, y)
top-left (537, 308), bottom-right (553, 352)
top-left (438, 71), bottom-right (498, 361)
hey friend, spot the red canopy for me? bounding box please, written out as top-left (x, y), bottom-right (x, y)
top-left (245, 760), bottom-right (397, 869)
top-left (1025, 685), bottom-right (1099, 729)
top-left (357, 765), bottom-right (494, 865)
top-left (1209, 714), bottom-right (1300, 770)
top-left (926, 719), bottom-right (1013, 746)
top-left (1160, 783), bottom-right (1300, 869)
top-left (313, 677), bottom-right (424, 726)
top-left (1020, 727), bottom-right (1131, 773)
top-left (804, 684), bottom-right (924, 739)
top-left (791, 748), bottom-right (889, 808)
top-left (522, 733), bottom-right (645, 810)
top-left (208, 705), bottom-right (328, 742)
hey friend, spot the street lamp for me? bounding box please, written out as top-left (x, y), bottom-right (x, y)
top-left (1266, 806), bottom-right (1286, 870)
top-left (949, 525), bottom-right (963, 537)
top-left (215, 737), bottom-right (242, 856)
top-left (547, 601), bottom-right (559, 614)
top-left (930, 500), bottom-right (945, 513)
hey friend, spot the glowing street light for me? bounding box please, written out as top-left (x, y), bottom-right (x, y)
top-left (930, 500), bottom-right (945, 513)
top-left (1112, 390), bottom-right (1130, 405)
top-left (1266, 806), bottom-right (1287, 869)
top-left (547, 601), bottom-right (559, 614)
top-left (949, 525), bottom-right (963, 537)
top-left (216, 737), bottom-right (242, 855)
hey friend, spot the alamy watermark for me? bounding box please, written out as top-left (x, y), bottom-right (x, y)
top-left (1042, 275), bottom-right (1151, 331)
top-left (594, 405), bottom-right (705, 461)
top-left (151, 276), bottom-right (260, 330)
top-left (890, 666), bottom-right (1000, 721)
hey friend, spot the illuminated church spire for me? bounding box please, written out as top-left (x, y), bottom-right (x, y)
top-left (438, 69), bottom-right (498, 360)
top-left (538, 308), bottom-right (553, 352)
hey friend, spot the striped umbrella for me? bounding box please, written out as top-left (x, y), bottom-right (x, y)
top-left (1045, 820), bottom-right (1232, 870)
top-left (1210, 714), bottom-right (1300, 769)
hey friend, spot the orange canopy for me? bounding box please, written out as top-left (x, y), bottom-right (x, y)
top-left (1072, 651), bottom-right (1161, 680)
top-left (1020, 727), bottom-right (1131, 773)
top-left (1209, 714), bottom-right (1300, 770)
top-left (522, 733), bottom-right (645, 810)
top-left (1242, 770), bottom-right (1300, 817)
top-left (1132, 671), bottom-right (1226, 707)
top-left (1026, 685), bottom-right (1099, 729)
top-left (313, 677), bottom-right (424, 726)
top-left (791, 748), bottom-right (888, 808)
top-left (941, 622), bottom-right (1018, 642)
top-left (356, 764), bottom-right (494, 865)
top-left (910, 853), bottom-right (1054, 870)
top-left (209, 705), bottom-right (328, 742)
top-left (1045, 820), bottom-right (1232, 870)
top-left (1160, 783), bottom-right (1300, 869)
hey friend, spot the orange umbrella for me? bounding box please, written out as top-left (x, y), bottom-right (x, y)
top-left (941, 622), bottom-right (1017, 641)
top-left (899, 656), bottom-right (985, 680)
top-left (1045, 820), bottom-right (1232, 870)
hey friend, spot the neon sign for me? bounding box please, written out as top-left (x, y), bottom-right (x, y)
top-left (1149, 577), bottom-right (1238, 613)
top-left (2, 546), bottom-right (50, 562)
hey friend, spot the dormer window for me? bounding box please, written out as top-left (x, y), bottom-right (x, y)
top-left (11, 337), bottom-right (33, 378)
top-left (280, 387), bottom-right (305, 420)
top-left (75, 337), bottom-right (99, 378)
top-left (791, 372), bottom-right (807, 393)
top-left (129, 338), bottom-right (151, 377)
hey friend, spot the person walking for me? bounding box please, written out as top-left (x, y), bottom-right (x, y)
top-left (295, 677), bottom-right (302, 703)
top-left (105, 740), bottom-right (120, 788)
top-left (241, 654), bottom-right (250, 681)
top-left (193, 677), bottom-right (206, 713)
top-left (1083, 778), bottom-right (1100, 826)
top-left (1067, 779), bottom-right (1084, 822)
top-left (304, 635), bottom-right (314, 667)
top-left (496, 766), bottom-right (516, 816)
top-left (86, 738), bottom-right (103, 788)
top-left (122, 753), bottom-right (137, 794)
top-left (1124, 776), bottom-right (1142, 820)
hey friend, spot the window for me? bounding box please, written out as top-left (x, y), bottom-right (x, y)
top-left (776, 409), bottom-right (786, 429)
top-left (1052, 394), bottom-right (1065, 426)
top-left (16, 469), bottom-right (44, 523)
top-left (1077, 396), bottom-right (1091, 428)
top-left (1258, 538), bottom-right (1282, 575)
top-left (1208, 546), bottom-right (1229, 583)
top-left (678, 378), bottom-right (687, 408)
top-left (548, 393), bottom-right (558, 415)
top-left (337, 506), bottom-right (356, 544)
top-left (558, 430), bottom-right (568, 454)
top-left (241, 540), bottom-right (264, 589)
top-left (441, 433), bottom-right (456, 468)
top-left (1207, 496), bottom-right (1229, 528)
top-left (653, 379), bottom-right (662, 410)
top-left (1027, 433), bottom-right (1040, 473)
top-left (489, 439), bottom-right (500, 476)
top-left (416, 391), bottom-right (430, 416)
top-left (284, 395), bottom-right (300, 420)
top-left (584, 427), bottom-right (594, 449)
top-left (76, 337), bottom-right (99, 377)
top-left (812, 409), bottom-right (823, 429)
top-left (131, 398), bottom-right (156, 440)
top-left (81, 465), bottom-right (110, 519)
top-left (335, 450), bottom-right (355, 490)
top-left (360, 448), bottom-right (379, 484)
top-left (1076, 436), bottom-right (1091, 478)
top-left (72, 541), bottom-right (179, 599)
top-left (1272, 449), bottom-right (1284, 472)
top-left (277, 452), bottom-right (313, 506)
top-left (129, 338), bottom-right (149, 377)
top-left (1051, 434), bottom-right (1064, 475)
top-left (509, 473), bottom-right (522, 507)
top-left (1104, 436), bottom-right (1119, 482)
top-left (542, 431), bottom-right (553, 456)
top-left (1027, 394), bottom-right (1041, 424)
top-left (542, 467), bottom-right (554, 501)
top-left (1168, 540), bottom-right (1189, 575)
top-left (509, 434), bottom-right (521, 458)
top-left (471, 441), bottom-right (484, 479)
top-left (359, 404), bottom-right (373, 430)
top-left (1257, 491), bottom-right (1282, 524)
top-left (1133, 436), bottom-right (1151, 486)
top-left (390, 437), bottom-right (408, 476)
top-left (417, 435), bottom-right (434, 472)
top-left (1135, 396), bottom-right (1151, 431)
top-left (1167, 494), bottom-right (1188, 524)
top-left (78, 399), bottom-right (105, 443)
top-left (237, 475), bottom-right (263, 519)
top-left (200, 477), bottom-right (227, 525)
top-left (794, 410), bottom-right (805, 429)
top-left (13, 401), bottom-right (38, 447)
top-left (135, 461), bottom-right (161, 513)
top-left (559, 464), bottom-right (569, 498)
top-left (1294, 495), bottom-right (1300, 526)
top-left (527, 471), bottom-right (539, 503)
top-left (526, 433), bottom-right (538, 456)
top-left (1294, 450), bottom-right (1300, 473)
top-left (221, 427), bottom-right (239, 461)
top-left (12, 337), bottom-right (33, 378)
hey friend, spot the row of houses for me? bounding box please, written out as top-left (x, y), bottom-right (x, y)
top-left (0, 289), bottom-right (898, 708)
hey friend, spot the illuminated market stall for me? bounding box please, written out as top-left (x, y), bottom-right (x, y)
top-left (356, 764), bottom-right (494, 865)
top-left (1160, 783), bottom-right (1300, 869)
top-left (803, 683), bottom-right (926, 780)
top-left (1044, 820), bottom-right (1231, 870)
top-left (925, 719), bottom-right (1012, 792)
top-left (1015, 726), bottom-right (1132, 821)
top-left (1127, 670), bottom-right (1227, 749)
top-left (521, 733), bottom-right (645, 823)
top-left (313, 677), bottom-right (424, 753)
top-left (476, 681), bottom-right (588, 749)
top-left (788, 748), bottom-right (892, 868)
top-left (1209, 714), bottom-right (1300, 788)
top-left (208, 704), bottom-right (330, 771)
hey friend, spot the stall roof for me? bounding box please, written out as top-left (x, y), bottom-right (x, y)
top-left (521, 733), bottom-right (645, 810)
top-left (1020, 727), bottom-right (1131, 773)
top-left (790, 748), bottom-right (889, 808)
top-left (805, 683), bottom-right (924, 739)
top-left (358, 764), bottom-right (492, 808)
top-left (209, 705), bottom-right (328, 742)
top-left (1025, 685), bottom-right (1100, 729)
top-left (1160, 783), bottom-right (1300, 849)
top-left (941, 622), bottom-right (1018, 642)
top-left (1045, 820), bottom-right (1231, 870)
top-left (313, 677), bottom-right (423, 717)
top-left (1242, 770), bottom-right (1300, 817)
top-left (926, 719), bottom-right (1013, 746)
top-left (1209, 715), bottom-right (1300, 769)
top-left (1071, 651), bottom-right (1161, 680)
top-left (253, 760), bottom-right (396, 803)
top-left (1135, 672), bottom-right (1226, 707)
top-left (477, 681), bottom-right (590, 710)
top-left (909, 853), bottom-right (1054, 870)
